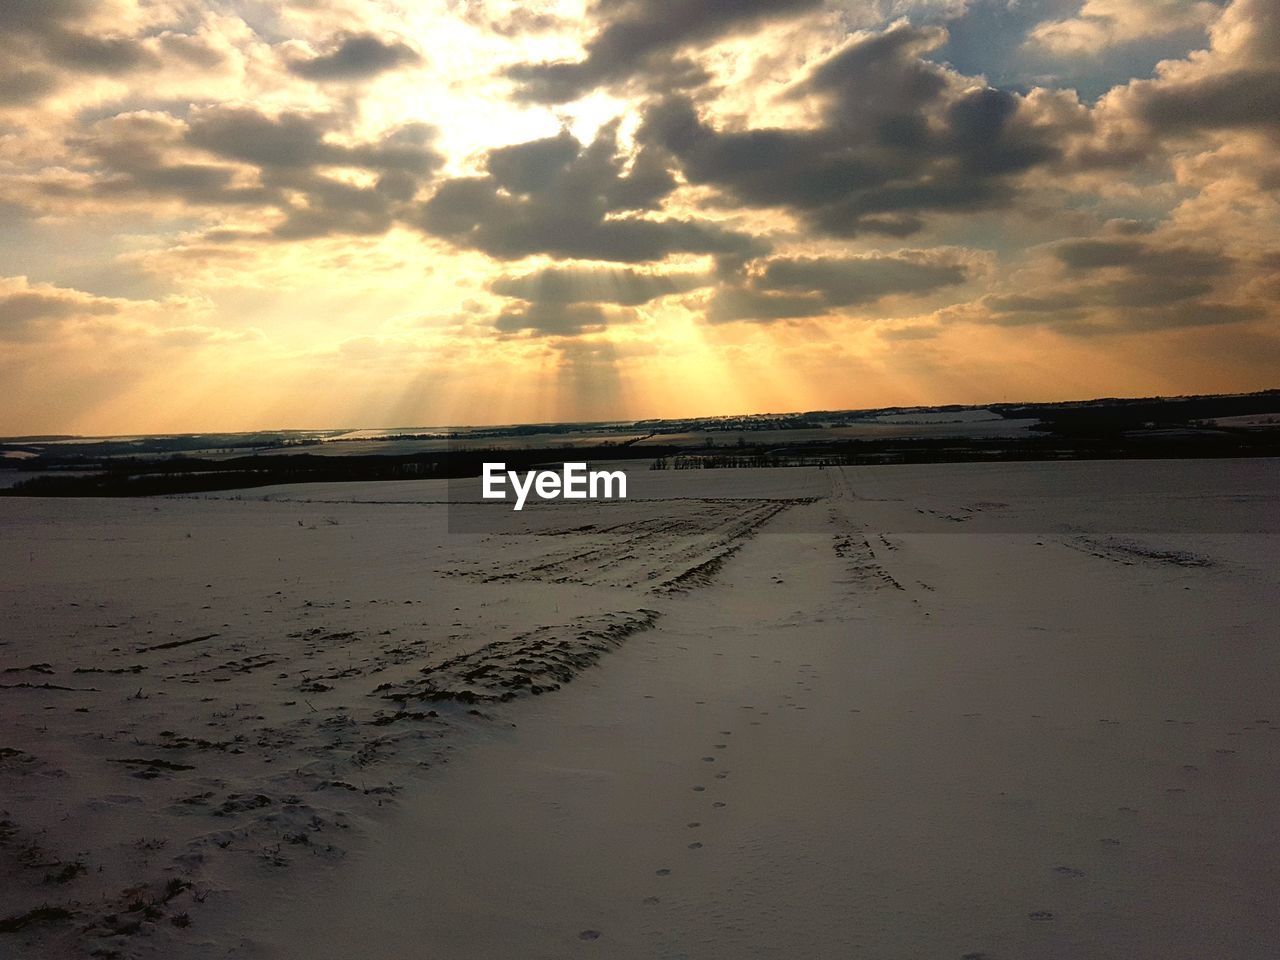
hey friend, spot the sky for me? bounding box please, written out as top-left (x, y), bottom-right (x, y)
top-left (1, 0), bottom-right (1278, 434)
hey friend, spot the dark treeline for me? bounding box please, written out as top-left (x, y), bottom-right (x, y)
top-left (652, 429), bottom-right (1280, 472)
top-left (994, 390), bottom-right (1280, 435)
top-left (0, 446), bottom-right (677, 498)
top-left (2, 390), bottom-right (1277, 497)
top-left (5, 427), bottom-right (1279, 497)
top-left (641, 389), bottom-right (1280, 435)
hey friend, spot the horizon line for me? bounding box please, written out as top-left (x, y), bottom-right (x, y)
top-left (4, 386), bottom-right (1278, 444)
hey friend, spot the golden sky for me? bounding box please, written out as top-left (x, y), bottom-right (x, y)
top-left (1, 0), bottom-right (1278, 434)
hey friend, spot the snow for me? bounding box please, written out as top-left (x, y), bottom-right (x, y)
top-left (1, 458), bottom-right (1277, 958)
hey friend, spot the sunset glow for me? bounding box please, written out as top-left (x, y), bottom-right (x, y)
top-left (2, 0), bottom-right (1278, 434)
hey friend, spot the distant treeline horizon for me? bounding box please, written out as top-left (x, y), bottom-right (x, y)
top-left (4, 387), bottom-right (1279, 449)
top-left (2, 389), bottom-right (1279, 499)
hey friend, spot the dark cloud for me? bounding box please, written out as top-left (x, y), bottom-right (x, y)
top-left (61, 108), bottom-right (444, 241)
top-left (416, 125), bottom-right (762, 263)
top-left (983, 292), bottom-right (1091, 315)
top-left (1221, 0), bottom-right (1280, 63)
top-left (0, 290), bottom-right (107, 323)
top-left (491, 266), bottom-right (711, 306)
top-left (705, 287), bottom-right (828, 323)
top-left (979, 236), bottom-right (1265, 333)
top-left (1048, 300), bottom-right (1269, 337)
top-left (706, 251), bottom-right (972, 323)
top-left (983, 276), bottom-right (1219, 318)
top-left (1053, 239), bottom-right (1232, 278)
top-left (506, 0), bottom-right (821, 103)
top-left (287, 33), bottom-right (422, 81)
top-left (94, 162), bottom-right (271, 206)
top-left (494, 300), bottom-right (613, 335)
top-left (0, 68), bottom-right (59, 106)
top-left (1135, 69), bottom-right (1280, 133)
top-left (485, 133), bottom-right (581, 192)
top-left (42, 30), bottom-right (160, 75)
top-left (183, 109), bottom-right (442, 237)
top-left (0, 287), bottom-right (117, 341)
top-left (1083, 0), bottom-right (1280, 175)
top-left (0, 0), bottom-right (93, 35)
top-left (487, 262), bottom-right (713, 335)
top-left (269, 176), bottom-right (398, 240)
top-left (1152, 301), bottom-right (1268, 327)
top-left (186, 108), bottom-right (440, 174)
top-left (795, 21), bottom-right (951, 127)
top-left (1104, 218), bottom-right (1157, 236)
top-left (0, 0), bottom-right (163, 109)
top-left (758, 255), bottom-right (969, 305)
top-left (639, 23), bottom-right (1065, 239)
top-left (67, 114), bottom-right (277, 207)
top-left (487, 263), bottom-right (712, 335)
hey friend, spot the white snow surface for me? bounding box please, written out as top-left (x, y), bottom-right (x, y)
top-left (1, 458), bottom-right (1278, 959)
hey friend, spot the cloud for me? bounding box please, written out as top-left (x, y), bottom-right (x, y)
top-left (758, 253), bottom-right (970, 304)
top-left (154, 30), bottom-right (228, 71)
top-left (459, 1), bottom-right (571, 36)
top-left (185, 107), bottom-right (440, 174)
top-left (487, 9), bottom-right (571, 37)
top-left (30, 107), bottom-right (446, 240)
top-left (0, 68), bottom-right (59, 106)
top-left (0, 274), bottom-right (245, 347)
top-left (1135, 68), bottom-right (1280, 132)
top-left (1053, 238), bottom-right (1231, 278)
top-left (639, 22), bottom-right (1068, 238)
top-left (0, 0), bottom-right (162, 106)
top-left (416, 124), bottom-right (763, 263)
top-left (706, 250), bottom-right (972, 323)
top-left (286, 32), bottom-right (422, 81)
top-left (491, 266), bottom-right (712, 306)
top-left (506, 0), bottom-right (823, 103)
top-left (41, 28), bottom-right (160, 76)
top-left (0, 281), bottom-right (118, 340)
top-left (1026, 0), bottom-right (1218, 55)
top-left (185, 108), bottom-right (443, 239)
top-left (970, 232), bottom-right (1273, 333)
top-left (1, 0), bottom-right (1278, 427)
top-left (1097, 0), bottom-right (1280, 148)
top-left (65, 111), bottom-right (276, 208)
top-left (494, 300), bottom-right (617, 335)
top-left (487, 265), bottom-right (711, 335)
top-left (878, 322), bottom-right (943, 340)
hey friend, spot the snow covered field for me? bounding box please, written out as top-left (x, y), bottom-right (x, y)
top-left (1, 459), bottom-right (1278, 958)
